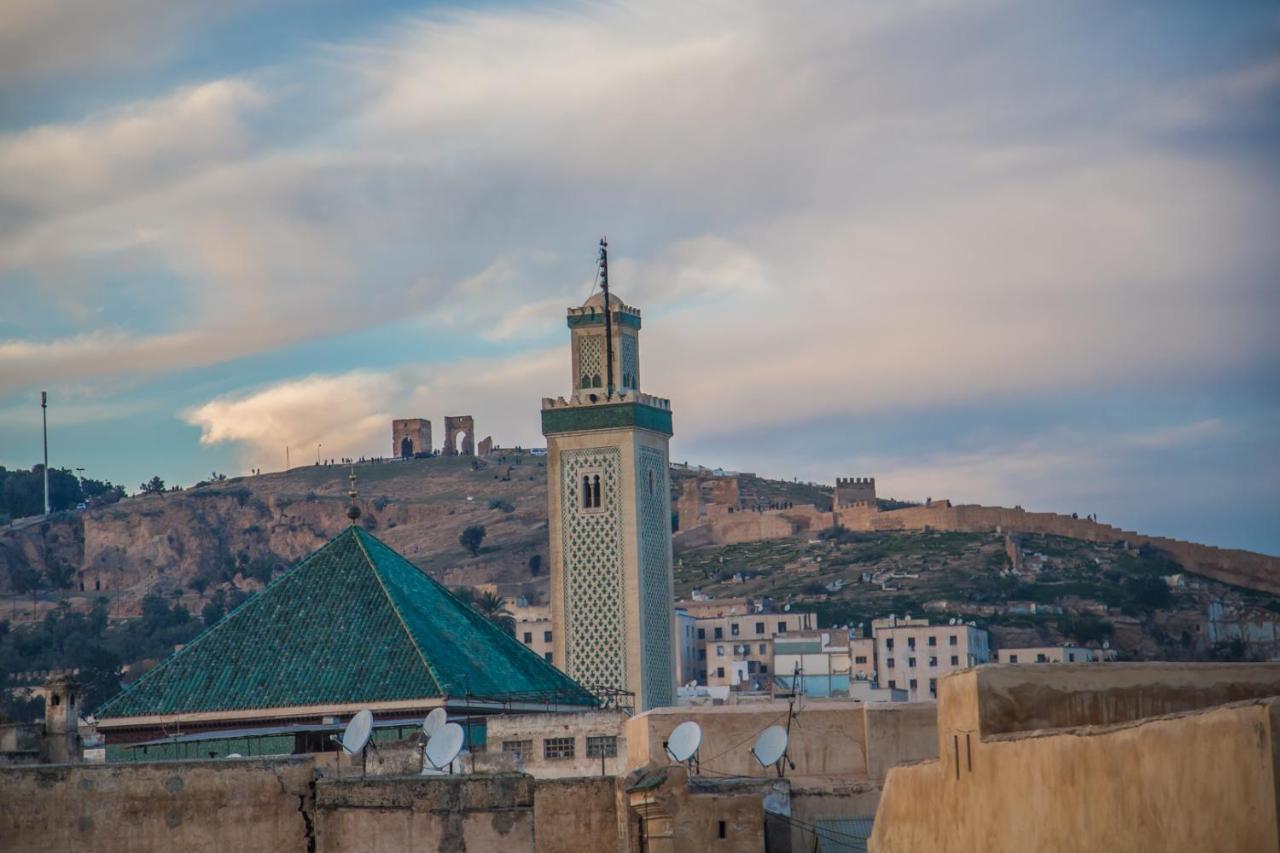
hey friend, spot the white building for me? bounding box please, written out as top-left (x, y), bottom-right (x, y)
top-left (872, 615), bottom-right (990, 701)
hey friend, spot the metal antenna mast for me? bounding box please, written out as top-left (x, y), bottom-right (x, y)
top-left (598, 237), bottom-right (615, 398)
top-left (41, 390), bottom-right (49, 516)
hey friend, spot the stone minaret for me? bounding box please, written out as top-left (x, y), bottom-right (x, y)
top-left (541, 240), bottom-right (675, 710)
top-left (43, 673), bottom-right (81, 764)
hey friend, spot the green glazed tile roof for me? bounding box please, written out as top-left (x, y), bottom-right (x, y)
top-left (97, 526), bottom-right (596, 719)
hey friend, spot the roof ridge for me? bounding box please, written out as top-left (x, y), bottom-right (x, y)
top-left (95, 529), bottom-right (356, 718)
top-left (351, 527), bottom-right (446, 697)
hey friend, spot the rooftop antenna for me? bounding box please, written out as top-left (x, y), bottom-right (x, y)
top-left (41, 391), bottom-right (49, 516)
top-left (751, 725), bottom-right (792, 778)
top-left (665, 720), bottom-right (703, 775)
top-left (346, 466), bottom-right (361, 523)
top-left (598, 237), bottom-right (615, 398)
top-left (422, 722), bottom-right (465, 775)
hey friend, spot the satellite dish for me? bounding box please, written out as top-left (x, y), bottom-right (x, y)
top-left (423, 707), bottom-right (448, 737)
top-left (665, 721), bottom-right (703, 762)
top-left (227, 753), bottom-right (243, 759)
top-left (424, 722), bottom-right (465, 771)
top-left (752, 725), bottom-right (788, 768)
top-left (341, 709), bottom-right (374, 755)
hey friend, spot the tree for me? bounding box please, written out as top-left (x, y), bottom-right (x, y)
top-left (201, 590), bottom-right (227, 627)
top-left (528, 554), bottom-right (543, 577)
top-left (473, 590), bottom-right (514, 635)
top-left (459, 525), bottom-right (486, 557)
top-left (139, 476), bottom-right (166, 495)
top-left (45, 563), bottom-right (76, 591)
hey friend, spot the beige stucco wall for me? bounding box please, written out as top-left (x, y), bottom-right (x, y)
top-left (871, 698), bottom-right (1280, 853)
top-left (0, 757), bottom-right (316, 853)
top-left (486, 710), bottom-right (628, 778)
top-left (870, 662), bottom-right (1280, 853)
top-left (625, 701), bottom-right (937, 785)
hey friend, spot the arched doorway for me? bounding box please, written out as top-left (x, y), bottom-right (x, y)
top-left (400, 436), bottom-right (414, 458)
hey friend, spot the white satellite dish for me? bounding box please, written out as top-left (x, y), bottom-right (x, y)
top-left (424, 722), bottom-right (465, 772)
top-left (665, 721), bottom-right (702, 763)
top-left (752, 725), bottom-right (788, 769)
top-left (422, 707), bottom-right (448, 737)
top-left (342, 709), bottom-right (374, 755)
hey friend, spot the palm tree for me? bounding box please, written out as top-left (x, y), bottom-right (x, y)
top-left (474, 590), bottom-right (515, 636)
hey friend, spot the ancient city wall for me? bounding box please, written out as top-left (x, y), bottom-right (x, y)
top-left (0, 757), bottom-right (316, 853)
top-left (674, 494), bottom-right (1280, 595)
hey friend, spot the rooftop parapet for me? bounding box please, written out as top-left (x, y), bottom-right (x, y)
top-left (542, 391), bottom-right (671, 411)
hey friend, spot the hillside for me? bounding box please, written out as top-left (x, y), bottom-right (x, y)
top-left (1, 453), bottom-right (1277, 716)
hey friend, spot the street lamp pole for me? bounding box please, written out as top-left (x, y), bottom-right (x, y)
top-left (41, 391), bottom-right (49, 516)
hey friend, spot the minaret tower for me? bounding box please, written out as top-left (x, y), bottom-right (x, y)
top-left (541, 239), bottom-right (675, 710)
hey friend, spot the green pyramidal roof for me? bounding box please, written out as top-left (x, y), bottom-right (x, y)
top-left (97, 526), bottom-right (595, 719)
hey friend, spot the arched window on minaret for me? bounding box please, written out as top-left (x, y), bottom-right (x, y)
top-left (592, 374), bottom-right (602, 388)
top-left (581, 375), bottom-right (591, 389)
top-left (582, 475), bottom-right (592, 509)
top-left (591, 475), bottom-right (602, 508)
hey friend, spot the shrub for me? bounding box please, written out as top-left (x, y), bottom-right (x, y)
top-left (459, 525), bottom-right (486, 557)
top-left (488, 498), bottom-right (515, 513)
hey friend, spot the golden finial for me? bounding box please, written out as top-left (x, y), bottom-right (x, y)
top-left (347, 466), bottom-right (361, 522)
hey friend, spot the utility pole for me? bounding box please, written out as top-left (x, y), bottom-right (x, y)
top-left (41, 391), bottom-right (50, 516)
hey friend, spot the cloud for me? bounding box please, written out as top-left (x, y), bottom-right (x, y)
top-left (0, 79), bottom-right (267, 220)
top-left (0, 1), bottom-right (248, 82)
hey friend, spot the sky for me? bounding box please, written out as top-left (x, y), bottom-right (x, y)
top-left (0, 0), bottom-right (1277, 554)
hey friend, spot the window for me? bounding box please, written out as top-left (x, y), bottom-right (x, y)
top-left (523, 632), bottom-right (532, 643)
top-left (581, 375), bottom-right (591, 389)
top-left (544, 737), bottom-right (575, 760)
top-left (1009, 654), bottom-right (1019, 664)
top-left (697, 628), bottom-right (706, 640)
top-left (758, 643), bottom-right (767, 654)
top-left (777, 622), bottom-right (787, 633)
top-left (929, 657), bottom-right (937, 667)
top-left (698, 649), bottom-right (706, 660)
top-left (579, 471), bottom-right (603, 511)
top-left (908, 657), bottom-right (916, 668)
top-left (886, 657), bottom-right (895, 668)
top-left (760, 664), bottom-right (768, 673)
top-left (714, 627), bottom-right (724, 640)
top-left (907, 637), bottom-right (916, 650)
top-left (888, 680), bottom-right (896, 689)
top-left (1037, 653), bottom-right (1048, 663)
top-left (731, 623), bottom-right (740, 636)
top-left (755, 622), bottom-right (765, 634)
top-left (929, 678), bottom-right (937, 694)
top-left (587, 735), bottom-right (618, 758)
top-left (503, 740), bottom-right (533, 761)
top-left (544, 652), bottom-right (553, 662)
top-left (718, 821), bottom-right (727, 839)
top-left (717, 667), bottom-right (725, 678)
top-left (1068, 653), bottom-right (1076, 662)
top-left (854, 656), bottom-right (868, 665)
top-left (949, 635), bottom-right (958, 646)
top-left (544, 630), bottom-right (552, 642)
top-left (927, 636), bottom-right (937, 647)
top-left (909, 678), bottom-right (918, 690)
top-left (647, 469), bottom-right (655, 496)
top-left (950, 655), bottom-right (959, 666)
top-left (886, 638), bottom-right (895, 651)
top-left (716, 645), bottom-right (725, 656)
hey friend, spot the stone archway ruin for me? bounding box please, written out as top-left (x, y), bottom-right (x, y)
top-left (442, 415), bottom-right (475, 456)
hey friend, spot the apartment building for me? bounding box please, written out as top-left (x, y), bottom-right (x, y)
top-left (511, 604), bottom-right (555, 663)
top-left (675, 609), bottom-right (700, 686)
top-left (996, 645), bottom-right (1105, 664)
top-left (693, 610), bottom-right (816, 686)
top-left (872, 615), bottom-right (990, 701)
